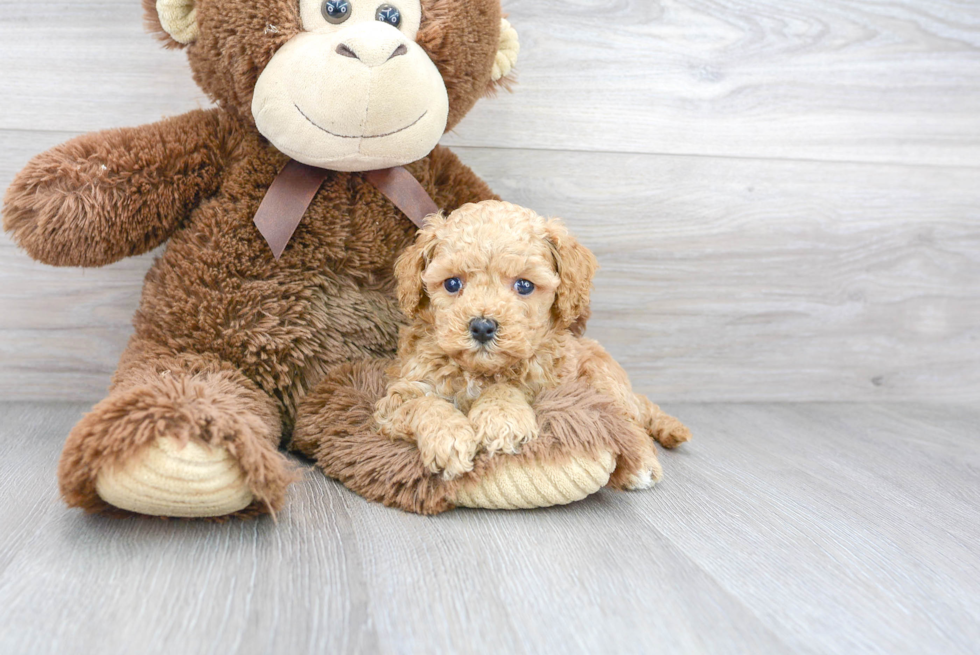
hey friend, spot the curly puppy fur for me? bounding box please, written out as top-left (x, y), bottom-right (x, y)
top-left (374, 201), bottom-right (691, 480)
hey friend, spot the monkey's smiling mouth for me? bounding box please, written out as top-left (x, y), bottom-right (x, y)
top-left (294, 104), bottom-right (427, 140)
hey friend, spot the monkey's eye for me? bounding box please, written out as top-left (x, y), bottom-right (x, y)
top-left (376, 4), bottom-right (402, 28)
top-left (514, 279), bottom-right (535, 296)
top-left (322, 0), bottom-right (352, 24)
top-left (443, 277), bottom-right (463, 294)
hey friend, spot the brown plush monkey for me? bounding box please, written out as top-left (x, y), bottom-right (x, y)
top-left (3, 0), bottom-right (654, 517)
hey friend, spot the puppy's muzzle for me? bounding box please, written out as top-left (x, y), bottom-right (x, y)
top-left (469, 318), bottom-right (499, 345)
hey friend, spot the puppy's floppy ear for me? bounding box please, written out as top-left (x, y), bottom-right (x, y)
top-left (395, 215), bottom-right (443, 318)
top-left (546, 220), bottom-right (599, 333)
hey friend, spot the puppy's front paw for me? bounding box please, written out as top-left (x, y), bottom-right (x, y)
top-left (469, 399), bottom-right (539, 457)
top-left (416, 419), bottom-right (480, 481)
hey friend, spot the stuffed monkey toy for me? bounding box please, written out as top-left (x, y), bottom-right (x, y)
top-left (3, 0), bottom-right (649, 517)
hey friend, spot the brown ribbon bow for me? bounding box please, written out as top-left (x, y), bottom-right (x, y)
top-left (253, 160), bottom-right (440, 260)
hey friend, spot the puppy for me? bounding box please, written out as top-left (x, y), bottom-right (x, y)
top-left (375, 200), bottom-right (690, 481)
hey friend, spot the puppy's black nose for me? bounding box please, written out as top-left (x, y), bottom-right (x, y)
top-left (469, 318), bottom-right (499, 344)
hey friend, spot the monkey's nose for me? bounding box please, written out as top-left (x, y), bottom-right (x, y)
top-left (336, 43), bottom-right (359, 59)
top-left (469, 318), bottom-right (499, 345)
top-left (336, 41), bottom-right (408, 67)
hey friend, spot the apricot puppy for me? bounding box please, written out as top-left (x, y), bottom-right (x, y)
top-left (375, 200), bottom-right (690, 480)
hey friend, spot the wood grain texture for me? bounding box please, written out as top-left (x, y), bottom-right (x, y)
top-left (462, 147), bottom-right (980, 403)
top-left (2, 135), bottom-right (978, 402)
top-left (456, 0), bottom-right (980, 166)
top-left (1, 401), bottom-right (978, 654)
top-left (1, 1), bottom-right (979, 165)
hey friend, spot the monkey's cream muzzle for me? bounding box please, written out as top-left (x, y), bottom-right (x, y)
top-left (252, 16), bottom-right (449, 172)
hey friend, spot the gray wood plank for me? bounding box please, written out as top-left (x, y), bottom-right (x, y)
top-left (1, 1), bottom-right (979, 165)
top-left (0, 402), bottom-right (977, 654)
top-left (342, 492), bottom-right (798, 654)
top-left (643, 402), bottom-right (980, 655)
top-left (0, 403), bottom-right (81, 577)
top-left (456, 0), bottom-right (980, 166)
top-left (0, 404), bottom-right (793, 655)
top-left (0, 2), bottom-right (209, 132)
top-left (462, 147), bottom-right (980, 404)
top-left (3, 135), bottom-right (978, 402)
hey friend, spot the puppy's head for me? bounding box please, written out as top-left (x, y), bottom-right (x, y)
top-left (395, 200), bottom-right (597, 374)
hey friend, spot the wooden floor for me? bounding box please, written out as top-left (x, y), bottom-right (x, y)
top-left (2, 401), bottom-right (977, 654)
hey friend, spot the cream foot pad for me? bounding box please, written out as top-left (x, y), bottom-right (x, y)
top-left (452, 451), bottom-right (616, 510)
top-left (95, 437), bottom-right (254, 517)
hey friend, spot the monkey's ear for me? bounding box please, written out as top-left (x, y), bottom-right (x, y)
top-left (546, 221), bottom-right (599, 332)
top-left (395, 217), bottom-right (443, 319)
top-left (489, 18), bottom-right (520, 89)
top-left (144, 0), bottom-right (199, 48)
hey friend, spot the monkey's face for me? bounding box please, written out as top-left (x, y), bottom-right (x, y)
top-left (251, 0), bottom-right (449, 171)
top-left (149, 0), bottom-right (513, 172)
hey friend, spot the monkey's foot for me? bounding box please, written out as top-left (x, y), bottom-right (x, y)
top-left (95, 437), bottom-right (254, 518)
top-left (452, 451), bottom-right (617, 510)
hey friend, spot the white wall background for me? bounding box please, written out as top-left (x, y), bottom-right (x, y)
top-left (1, 0), bottom-right (978, 403)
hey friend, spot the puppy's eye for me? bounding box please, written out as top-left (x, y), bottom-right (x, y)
top-left (376, 4), bottom-right (402, 28)
top-left (322, 0), bottom-right (352, 24)
top-left (514, 279), bottom-right (535, 296)
top-left (443, 277), bottom-right (463, 294)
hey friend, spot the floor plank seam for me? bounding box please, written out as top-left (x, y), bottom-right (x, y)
top-left (447, 143), bottom-right (980, 171)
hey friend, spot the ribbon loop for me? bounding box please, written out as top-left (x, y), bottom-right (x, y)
top-left (253, 161), bottom-right (438, 260)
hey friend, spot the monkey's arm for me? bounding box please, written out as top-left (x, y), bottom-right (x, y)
top-left (2, 109), bottom-right (235, 267)
top-left (426, 145), bottom-right (500, 212)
